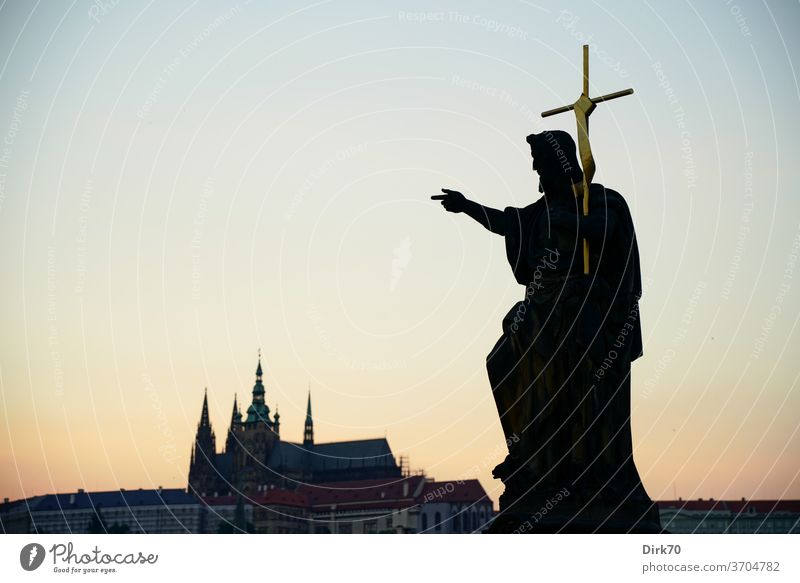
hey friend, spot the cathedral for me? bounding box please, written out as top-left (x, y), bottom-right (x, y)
top-left (188, 355), bottom-right (403, 496)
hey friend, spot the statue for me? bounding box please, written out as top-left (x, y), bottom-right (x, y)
top-left (433, 131), bottom-right (661, 533)
top-left (431, 46), bottom-right (661, 533)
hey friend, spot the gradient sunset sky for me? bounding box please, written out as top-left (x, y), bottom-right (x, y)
top-left (1, 0), bottom-right (799, 506)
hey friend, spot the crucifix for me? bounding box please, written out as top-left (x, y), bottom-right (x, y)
top-left (541, 45), bottom-right (633, 275)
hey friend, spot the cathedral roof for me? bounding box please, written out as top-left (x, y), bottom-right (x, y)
top-left (266, 438), bottom-right (396, 474)
top-left (311, 439), bottom-right (395, 466)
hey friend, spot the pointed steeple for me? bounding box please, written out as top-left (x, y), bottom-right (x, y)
top-left (303, 388), bottom-right (314, 446)
top-left (245, 350), bottom-right (271, 426)
top-left (195, 388), bottom-right (215, 442)
top-left (188, 389), bottom-right (218, 494)
top-left (225, 393), bottom-right (242, 453)
top-left (231, 393), bottom-right (240, 423)
top-left (199, 388), bottom-right (210, 428)
top-left (252, 351), bottom-right (265, 401)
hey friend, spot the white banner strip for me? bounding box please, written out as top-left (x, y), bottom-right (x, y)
top-left (1, 534), bottom-right (797, 581)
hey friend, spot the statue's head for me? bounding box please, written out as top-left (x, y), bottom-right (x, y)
top-left (526, 130), bottom-right (582, 194)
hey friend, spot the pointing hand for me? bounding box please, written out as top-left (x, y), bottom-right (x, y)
top-left (431, 188), bottom-right (468, 213)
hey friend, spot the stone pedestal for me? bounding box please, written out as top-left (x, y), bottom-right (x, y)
top-left (486, 481), bottom-right (663, 534)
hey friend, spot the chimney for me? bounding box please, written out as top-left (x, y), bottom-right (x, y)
top-left (77, 488), bottom-right (84, 494)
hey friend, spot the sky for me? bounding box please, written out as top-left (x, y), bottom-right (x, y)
top-left (0, 0), bottom-right (799, 507)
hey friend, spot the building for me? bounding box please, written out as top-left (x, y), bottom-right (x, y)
top-left (417, 479), bottom-right (494, 533)
top-left (659, 499), bottom-right (800, 533)
top-left (1, 477), bottom-right (495, 534)
top-left (298, 475), bottom-right (427, 534)
top-left (204, 489), bottom-right (307, 534)
top-left (0, 488), bottom-right (202, 534)
top-left (188, 355), bottom-right (403, 497)
top-left (202, 475), bottom-right (495, 534)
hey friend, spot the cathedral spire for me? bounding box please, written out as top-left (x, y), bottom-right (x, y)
top-left (245, 350), bottom-right (271, 426)
top-left (189, 389), bottom-right (218, 494)
top-left (231, 393), bottom-right (239, 423)
top-left (303, 388), bottom-right (314, 446)
top-left (252, 350), bottom-right (265, 402)
top-left (199, 388), bottom-right (210, 428)
top-left (225, 393), bottom-right (242, 454)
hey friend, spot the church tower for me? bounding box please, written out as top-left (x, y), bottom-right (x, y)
top-left (188, 389), bottom-right (220, 495)
top-left (236, 352), bottom-right (279, 493)
top-left (303, 390), bottom-right (314, 446)
top-left (244, 356), bottom-right (272, 426)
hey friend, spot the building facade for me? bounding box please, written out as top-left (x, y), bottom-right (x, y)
top-left (202, 475), bottom-right (495, 534)
top-left (1, 477), bottom-right (495, 534)
top-left (0, 488), bottom-right (202, 534)
top-left (659, 499), bottom-right (800, 534)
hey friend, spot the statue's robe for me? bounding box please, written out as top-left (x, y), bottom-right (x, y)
top-left (486, 183), bottom-right (661, 532)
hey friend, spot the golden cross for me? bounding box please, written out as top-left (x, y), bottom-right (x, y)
top-left (541, 45), bottom-right (633, 274)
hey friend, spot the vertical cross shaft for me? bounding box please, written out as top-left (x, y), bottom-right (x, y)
top-left (583, 43), bottom-right (589, 97)
top-left (541, 45), bottom-right (633, 275)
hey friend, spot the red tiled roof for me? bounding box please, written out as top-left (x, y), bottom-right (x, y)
top-left (300, 476), bottom-right (426, 509)
top-left (253, 490), bottom-right (309, 508)
top-left (421, 479), bottom-right (489, 504)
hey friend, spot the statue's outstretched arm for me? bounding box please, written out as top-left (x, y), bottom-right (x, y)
top-left (462, 200), bottom-right (506, 235)
top-left (432, 189), bottom-right (507, 236)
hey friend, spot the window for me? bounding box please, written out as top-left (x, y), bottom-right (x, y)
top-left (434, 512), bottom-right (441, 532)
top-left (363, 520), bottom-right (377, 534)
top-left (421, 513), bottom-right (428, 531)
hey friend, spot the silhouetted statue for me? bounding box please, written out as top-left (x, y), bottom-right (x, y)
top-left (432, 130), bottom-right (661, 533)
